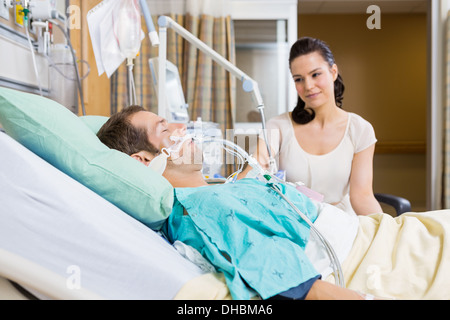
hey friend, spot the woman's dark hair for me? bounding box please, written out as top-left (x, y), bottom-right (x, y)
top-left (289, 37), bottom-right (345, 124)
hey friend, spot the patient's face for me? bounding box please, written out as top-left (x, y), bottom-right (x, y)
top-left (129, 111), bottom-right (173, 151)
top-left (129, 110), bottom-right (202, 170)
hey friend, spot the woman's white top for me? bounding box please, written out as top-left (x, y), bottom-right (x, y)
top-left (264, 112), bottom-right (377, 215)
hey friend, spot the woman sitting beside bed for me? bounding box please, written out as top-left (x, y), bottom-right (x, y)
top-left (97, 106), bottom-right (450, 300)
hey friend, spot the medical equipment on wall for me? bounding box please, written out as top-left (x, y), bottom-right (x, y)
top-left (17, 0), bottom-right (88, 115)
top-left (28, 0), bottom-right (57, 20)
top-left (49, 20), bottom-right (88, 116)
top-left (156, 15), bottom-right (277, 175)
top-left (198, 136), bottom-right (345, 288)
top-left (31, 20), bottom-right (50, 55)
top-left (48, 44), bottom-right (78, 114)
top-left (24, 16), bottom-right (43, 96)
top-left (21, 0), bottom-right (59, 97)
top-left (149, 58), bottom-right (189, 123)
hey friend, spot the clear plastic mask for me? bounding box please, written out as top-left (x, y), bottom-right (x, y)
top-left (147, 148), bottom-right (170, 175)
top-left (147, 134), bottom-right (193, 174)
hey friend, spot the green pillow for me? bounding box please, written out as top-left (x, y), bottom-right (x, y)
top-left (79, 115), bottom-right (109, 134)
top-left (0, 87), bottom-right (173, 230)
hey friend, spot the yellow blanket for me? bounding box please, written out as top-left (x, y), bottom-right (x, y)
top-left (337, 211), bottom-right (450, 299)
top-left (176, 211), bottom-right (450, 300)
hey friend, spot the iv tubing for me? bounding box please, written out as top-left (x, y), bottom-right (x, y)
top-left (270, 185), bottom-right (345, 288)
top-left (45, 55), bottom-right (90, 81)
top-left (202, 137), bottom-right (345, 287)
top-left (25, 21), bottom-right (43, 96)
top-left (50, 20), bottom-right (86, 116)
top-left (127, 59), bottom-right (137, 106)
top-left (257, 106), bottom-right (277, 173)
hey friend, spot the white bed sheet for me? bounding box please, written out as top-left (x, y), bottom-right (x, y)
top-left (0, 132), bottom-right (204, 299)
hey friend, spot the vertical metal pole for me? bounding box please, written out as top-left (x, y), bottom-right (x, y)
top-left (158, 25), bottom-right (167, 119)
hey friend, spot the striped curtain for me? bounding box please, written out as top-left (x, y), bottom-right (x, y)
top-left (110, 6), bottom-right (236, 132)
top-left (444, 11), bottom-right (450, 208)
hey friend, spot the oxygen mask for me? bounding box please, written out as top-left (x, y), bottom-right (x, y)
top-left (147, 134), bottom-right (194, 175)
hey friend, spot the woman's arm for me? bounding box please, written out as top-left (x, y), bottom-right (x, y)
top-left (238, 137), bottom-right (273, 179)
top-left (349, 144), bottom-right (383, 215)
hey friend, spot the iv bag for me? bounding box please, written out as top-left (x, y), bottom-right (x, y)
top-left (113, 0), bottom-right (142, 60)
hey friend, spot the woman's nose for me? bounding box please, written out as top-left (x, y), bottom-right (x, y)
top-left (304, 77), bottom-right (314, 90)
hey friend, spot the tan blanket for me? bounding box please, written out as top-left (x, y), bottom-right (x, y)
top-left (334, 211), bottom-right (450, 299)
top-left (175, 211), bottom-right (450, 300)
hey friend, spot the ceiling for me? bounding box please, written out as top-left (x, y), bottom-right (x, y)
top-left (298, 0), bottom-right (428, 14)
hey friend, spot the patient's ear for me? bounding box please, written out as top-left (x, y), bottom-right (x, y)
top-left (131, 151), bottom-right (155, 166)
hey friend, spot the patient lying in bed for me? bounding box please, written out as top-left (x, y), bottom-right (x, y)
top-left (96, 106), bottom-right (450, 300)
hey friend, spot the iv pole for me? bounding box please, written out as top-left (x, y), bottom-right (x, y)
top-left (157, 15), bottom-right (277, 174)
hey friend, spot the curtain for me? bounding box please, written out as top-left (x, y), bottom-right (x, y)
top-left (444, 11), bottom-right (450, 208)
top-left (110, 0), bottom-right (236, 132)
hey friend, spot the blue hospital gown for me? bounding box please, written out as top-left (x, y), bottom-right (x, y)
top-left (163, 178), bottom-right (320, 300)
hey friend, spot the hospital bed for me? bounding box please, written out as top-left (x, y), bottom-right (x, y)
top-left (0, 128), bottom-right (230, 300)
top-left (0, 86), bottom-right (415, 300)
top-left (0, 87), bottom-right (232, 300)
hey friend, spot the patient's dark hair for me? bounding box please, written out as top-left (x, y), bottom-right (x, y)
top-left (289, 37), bottom-right (345, 124)
top-left (97, 105), bottom-right (159, 155)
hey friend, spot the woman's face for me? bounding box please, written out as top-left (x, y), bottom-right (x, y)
top-left (290, 51), bottom-right (338, 110)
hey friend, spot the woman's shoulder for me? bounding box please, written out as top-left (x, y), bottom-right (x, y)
top-left (346, 112), bottom-right (377, 150)
top-left (347, 112), bottom-right (375, 131)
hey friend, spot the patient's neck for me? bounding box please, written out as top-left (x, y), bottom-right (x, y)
top-left (163, 167), bottom-right (208, 188)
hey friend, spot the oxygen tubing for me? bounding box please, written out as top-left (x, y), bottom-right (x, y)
top-left (200, 137), bottom-right (346, 287)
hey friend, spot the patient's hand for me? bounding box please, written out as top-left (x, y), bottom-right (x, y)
top-left (305, 280), bottom-right (364, 300)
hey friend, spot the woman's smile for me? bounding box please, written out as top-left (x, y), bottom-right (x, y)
top-left (306, 92), bottom-right (321, 99)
